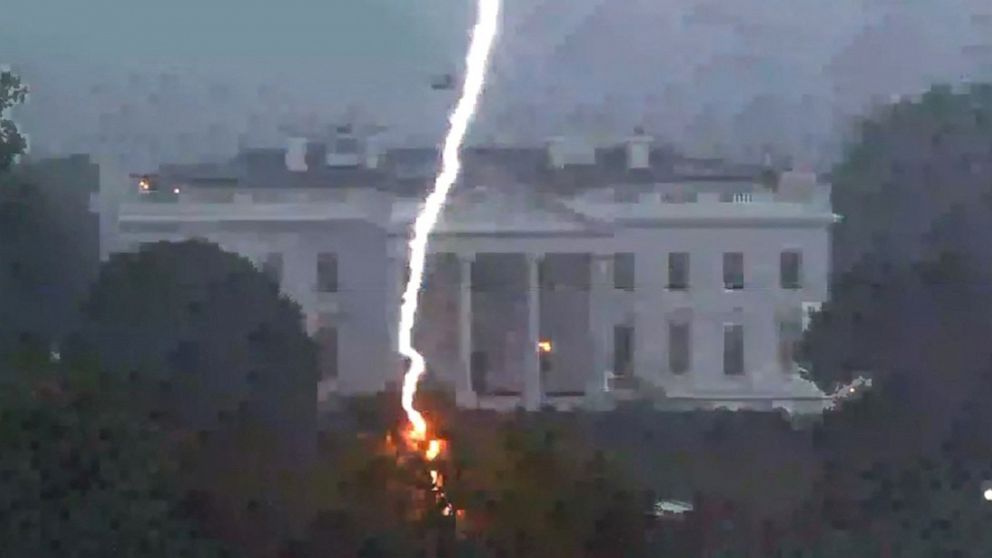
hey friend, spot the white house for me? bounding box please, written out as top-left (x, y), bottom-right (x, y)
top-left (93, 131), bottom-right (837, 414)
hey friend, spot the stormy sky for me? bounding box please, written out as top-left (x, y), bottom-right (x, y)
top-left (3, 0), bottom-right (991, 170)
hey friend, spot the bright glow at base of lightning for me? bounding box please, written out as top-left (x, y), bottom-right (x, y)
top-left (399, 0), bottom-right (501, 441)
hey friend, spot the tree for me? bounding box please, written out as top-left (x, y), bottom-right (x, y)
top-left (445, 414), bottom-right (652, 558)
top-left (69, 239), bottom-right (319, 467)
top-left (0, 70), bottom-right (28, 172)
top-left (804, 81), bottom-right (992, 425)
top-left (0, 76), bottom-right (96, 363)
top-left (0, 358), bottom-right (227, 557)
top-left (0, 173), bottom-right (78, 361)
top-left (830, 83), bottom-right (992, 274)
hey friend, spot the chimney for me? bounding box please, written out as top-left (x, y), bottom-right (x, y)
top-left (285, 137), bottom-right (308, 172)
top-left (626, 127), bottom-right (652, 170)
top-left (363, 130), bottom-right (383, 169)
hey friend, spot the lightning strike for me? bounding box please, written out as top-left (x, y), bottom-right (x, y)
top-left (398, 0), bottom-right (501, 442)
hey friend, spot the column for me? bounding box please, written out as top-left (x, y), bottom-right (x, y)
top-left (586, 254), bottom-right (612, 405)
top-left (456, 253), bottom-right (477, 408)
top-left (523, 253), bottom-right (543, 411)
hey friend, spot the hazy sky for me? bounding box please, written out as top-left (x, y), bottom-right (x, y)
top-left (4, 0), bottom-right (991, 168)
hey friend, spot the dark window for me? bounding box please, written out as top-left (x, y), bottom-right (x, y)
top-left (723, 252), bottom-right (744, 290)
top-left (613, 325), bottom-right (634, 376)
top-left (778, 319), bottom-right (803, 371)
top-left (614, 253), bottom-right (635, 291)
top-left (262, 252), bottom-right (283, 285)
top-left (780, 250), bottom-right (803, 289)
top-left (471, 351), bottom-right (488, 394)
top-left (668, 252), bottom-right (690, 290)
top-left (723, 324), bottom-right (744, 376)
top-left (668, 321), bottom-right (691, 374)
top-left (470, 260), bottom-right (493, 292)
top-left (538, 258), bottom-right (554, 290)
top-left (316, 325), bottom-right (338, 379)
top-left (317, 252), bottom-right (338, 292)
top-left (540, 351), bottom-right (552, 374)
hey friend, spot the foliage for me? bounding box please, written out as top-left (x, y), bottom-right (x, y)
top-left (445, 413), bottom-right (652, 558)
top-left (69, 239), bottom-right (318, 456)
top-left (0, 359), bottom-right (227, 557)
top-left (830, 83), bottom-right (992, 274)
top-left (803, 82), bottom-right (992, 456)
top-left (0, 173), bottom-right (78, 361)
top-left (0, 70), bottom-right (28, 172)
top-left (65, 240), bottom-right (320, 556)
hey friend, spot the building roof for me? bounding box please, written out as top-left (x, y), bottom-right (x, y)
top-left (152, 141), bottom-right (766, 196)
top-left (391, 184), bottom-right (612, 236)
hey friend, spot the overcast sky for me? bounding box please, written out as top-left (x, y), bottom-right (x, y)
top-left (3, 0), bottom-right (991, 169)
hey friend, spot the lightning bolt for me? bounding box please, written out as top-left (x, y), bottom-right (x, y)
top-left (399, 0), bottom-right (501, 441)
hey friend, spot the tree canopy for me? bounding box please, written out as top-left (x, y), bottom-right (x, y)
top-left (0, 70), bottom-right (28, 172)
top-left (830, 83), bottom-right (992, 274)
top-left (0, 358), bottom-right (228, 557)
top-left (69, 240), bottom-right (319, 463)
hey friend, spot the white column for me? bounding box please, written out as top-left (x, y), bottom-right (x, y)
top-left (523, 253), bottom-right (543, 411)
top-left (456, 253), bottom-right (477, 408)
top-left (587, 254), bottom-right (612, 403)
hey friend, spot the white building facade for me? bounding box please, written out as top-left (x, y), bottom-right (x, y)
top-left (94, 134), bottom-right (837, 413)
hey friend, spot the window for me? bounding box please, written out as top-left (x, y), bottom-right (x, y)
top-left (668, 321), bottom-right (691, 374)
top-left (316, 324), bottom-right (338, 379)
top-left (780, 250), bottom-right (803, 289)
top-left (614, 253), bottom-right (635, 291)
top-left (261, 252), bottom-right (283, 285)
top-left (613, 325), bottom-right (634, 377)
top-left (723, 324), bottom-right (744, 376)
top-left (778, 319), bottom-right (803, 371)
top-left (471, 351), bottom-right (488, 395)
top-left (723, 252), bottom-right (744, 290)
top-left (317, 252), bottom-right (338, 293)
top-left (540, 350), bottom-right (552, 374)
top-left (668, 252), bottom-right (690, 290)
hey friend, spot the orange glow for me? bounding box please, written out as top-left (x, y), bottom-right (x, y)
top-left (139, 179), bottom-right (150, 191)
top-left (538, 340), bottom-right (553, 353)
top-left (426, 439), bottom-right (442, 461)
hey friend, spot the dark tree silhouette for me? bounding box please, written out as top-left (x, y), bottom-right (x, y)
top-left (70, 240), bottom-right (318, 465)
top-left (0, 359), bottom-right (227, 557)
